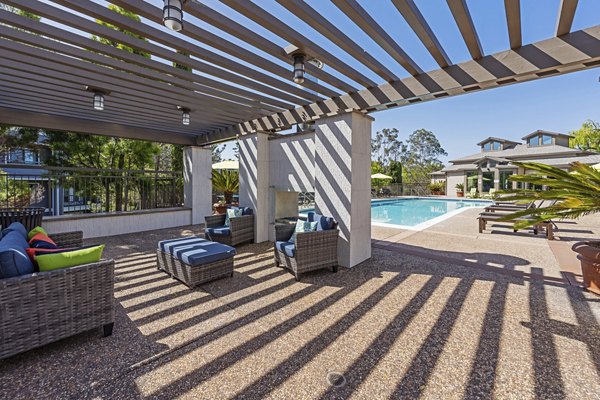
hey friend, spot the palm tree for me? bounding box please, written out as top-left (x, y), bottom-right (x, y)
top-left (497, 161), bottom-right (600, 229)
top-left (212, 169), bottom-right (239, 204)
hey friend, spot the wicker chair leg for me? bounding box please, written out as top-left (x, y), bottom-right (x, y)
top-left (103, 323), bottom-right (114, 337)
top-left (294, 271), bottom-right (300, 281)
top-left (332, 265), bottom-right (338, 273)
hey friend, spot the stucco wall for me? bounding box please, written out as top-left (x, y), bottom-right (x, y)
top-left (44, 208), bottom-right (193, 239)
top-left (445, 172), bottom-right (464, 197)
top-left (268, 132), bottom-right (315, 192)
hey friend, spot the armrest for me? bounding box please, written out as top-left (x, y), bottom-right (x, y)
top-left (205, 214), bottom-right (226, 228)
top-left (229, 214), bottom-right (254, 231)
top-left (275, 224), bottom-right (295, 241)
top-left (50, 231), bottom-right (84, 248)
top-left (295, 229), bottom-right (339, 251)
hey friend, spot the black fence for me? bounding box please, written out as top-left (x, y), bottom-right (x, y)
top-left (0, 164), bottom-right (184, 216)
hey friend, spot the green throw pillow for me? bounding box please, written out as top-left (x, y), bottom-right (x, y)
top-left (289, 220), bottom-right (317, 243)
top-left (27, 226), bottom-right (48, 241)
top-left (36, 245), bottom-right (105, 272)
top-left (224, 208), bottom-right (242, 226)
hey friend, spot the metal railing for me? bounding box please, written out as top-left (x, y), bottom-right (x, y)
top-left (0, 164), bottom-right (184, 216)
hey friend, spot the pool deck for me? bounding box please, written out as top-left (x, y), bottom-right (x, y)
top-left (1, 210), bottom-right (599, 399)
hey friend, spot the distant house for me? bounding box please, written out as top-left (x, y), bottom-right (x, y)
top-left (431, 130), bottom-right (600, 197)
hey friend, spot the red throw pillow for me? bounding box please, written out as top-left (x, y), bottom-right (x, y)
top-left (29, 233), bottom-right (58, 249)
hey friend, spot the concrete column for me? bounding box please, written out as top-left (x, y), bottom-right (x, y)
top-left (183, 146), bottom-right (212, 225)
top-left (239, 132), bottom-right (270, 243)
top-left (314, 111), bottom-right (372, 268)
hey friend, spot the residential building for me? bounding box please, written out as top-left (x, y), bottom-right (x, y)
top-left (432, 130), bottom-right (600, 196)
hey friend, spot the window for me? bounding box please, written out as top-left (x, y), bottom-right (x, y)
top-left (482, 141), bottom-right (501, 151)
top-left (528, 137), bottom-right (539, 147)
top-left (482, 171), bottom-right (494, 192)
top-left (499, 171), bottom-right (513, 190)
top-left (483, 142), bottom-right (491, 151)
top-left (492, 141), bottom-right (502, 150)
top-left (541, 134), bottom-right (552, 145)
top-left (466, 171), bottom-right (478, 192)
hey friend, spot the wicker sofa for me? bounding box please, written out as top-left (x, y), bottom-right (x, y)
top-left (274, 222), bottom-right (339, 281)
top-left (204, 212), bottom-right (254, 246)
top-left (0, 231), bottom-right (115, 360)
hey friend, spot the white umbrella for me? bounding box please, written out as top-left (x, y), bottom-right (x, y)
top-left (371, 173), bottom-right (393, 180)
top-left (212, 160), bottom-right (239, 170)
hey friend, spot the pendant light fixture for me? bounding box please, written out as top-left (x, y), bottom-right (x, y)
top-left (178, 106), bottom-right (191, 125)
top-left (163, 0), bottom-right (186, 32)
top-left (85, 86), bottom-right (110, 111)
top-left (292, 53), bottom-right (306, 84)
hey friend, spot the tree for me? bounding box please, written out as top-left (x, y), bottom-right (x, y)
top-left (212, 169), bottom-right (238, 204)
top-left (91, 5), bottom-right (150, 58)
top-left (0, 126), bottom-right (39, 155)
top-left (212, 144), bottom-right (225, 163)
top-left (400, 129), bottom-right (447, 184)
top-left (371, 128), bottom-right (405, 165)
top-left (570, 120), bottom-right (600, 152)
top-left (0, 4), bottom-right (40, 22)
top-left (498, 162), bottom-right (600, 228)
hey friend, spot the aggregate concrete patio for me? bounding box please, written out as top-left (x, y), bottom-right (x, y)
top-left (1, 212), bottom-right (599, 399)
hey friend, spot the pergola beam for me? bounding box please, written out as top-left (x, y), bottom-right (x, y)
top-left (184, 1), bottom-right (351, 94)
top-left (504, 0), bottom-right (522, 49)
top-left (4, 0), bottom-right (310, 106)
top-left (0, 108), bottom-right (199, 145)
top-left (0, 9), bottom-right (294, 111)
top-left (220, 0), bottom-right (377, 88)
top-left (556, 0), bottom-right (579, 36)
top-left (109, 0), bottom-right (339, 100)
top-left (391, 0), bottom-right (452, 68)
top-left (275, 0), bottom-right (399, 82)
top-left (206, 25), bottom-right (600, 143)
top-left (331, 0), bottom-right (423, 76)
top-left (446, 0), bottom-right (484, 59)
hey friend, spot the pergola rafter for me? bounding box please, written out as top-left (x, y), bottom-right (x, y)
top-left (0, 0), bottom-right (594, 146)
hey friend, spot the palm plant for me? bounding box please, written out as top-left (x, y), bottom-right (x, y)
top-left (212, 169), bottom-right (239, 204)
top-left (497, 161), bottom-right (600, 228)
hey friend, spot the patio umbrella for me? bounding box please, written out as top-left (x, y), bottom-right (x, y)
top-left (212, 160), bottom-right (239, 170)
top-left (371, 173), bottom-right (392, 180)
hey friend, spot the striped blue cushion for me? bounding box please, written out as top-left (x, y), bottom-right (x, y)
top-left (307, 212), bottom-right (334, 231)
top-left (158, 236), bottom-right (236, 266)
top-left (275, 241), bottom-right (295, 257)
top-left (205, 226), bottom-right (231, 236)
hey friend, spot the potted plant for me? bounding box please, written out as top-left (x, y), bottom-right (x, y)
top-left (455, 183), bottom-right (464, 197)
top-left (212, 169), bottom-right (239, 213)
top-left (497, 162), bottom-right (600, 295)
top-left (213, 199), bottom-right (227, 215)
top-left (428, 181), bottom-right (445, 196)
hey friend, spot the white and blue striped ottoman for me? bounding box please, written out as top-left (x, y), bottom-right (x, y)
top-left (156, 236), bottom-right (236, 288)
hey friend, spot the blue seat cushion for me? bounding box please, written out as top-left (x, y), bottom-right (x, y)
top-left (0, 230), bottom-right (34, 278)
top-left (1, 222), bottom-right (28, 240)
top-left (275, 241), bottom-right (296, 258)
top-left (158, 236), bottom-right (236, 266)
top-left (205, 226), bottom-right (231, 236)
top-left (307, 212), bottom-right (334, 231)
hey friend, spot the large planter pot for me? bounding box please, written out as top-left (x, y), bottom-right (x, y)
top-left (456, 191), bottom-right (464, 197)
top-left (213, 205), bottom-right (227, 215)
top-left (431, 190), bottom-right (441, 196)
top-left (572, 241), bottom-right (600, 295)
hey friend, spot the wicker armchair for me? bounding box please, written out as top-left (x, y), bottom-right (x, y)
top-left (0, 231), bottom-right (115, 360)
top-left (204, 213), bottom-right (254, 246)
top-left (274, 224), bottom-right (339, 281)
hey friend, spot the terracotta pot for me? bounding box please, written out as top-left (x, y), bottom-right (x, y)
top-left (213, 205), bottom-right (227, 215)
top-left (572, 241), bottom-right (600, 295)
top-left (431, 190), bottom-right (441, 195)
top-left (456, 191), bottom-right (464, 197)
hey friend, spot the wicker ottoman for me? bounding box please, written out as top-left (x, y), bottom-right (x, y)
top-left (157, 236), bottom-right (236, 289)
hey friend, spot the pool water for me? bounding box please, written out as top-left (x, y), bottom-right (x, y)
top-left (370, 198), bottom-right (491, 227)
top-left (301, 198), bottom-right (492, 228)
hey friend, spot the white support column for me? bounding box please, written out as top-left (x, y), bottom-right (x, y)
top-left (183, 146), bottom-right (212, 225)
top-left (239, 132), bottom-right (270, 243)
top-left (314, 111), bottom-right (373, 268)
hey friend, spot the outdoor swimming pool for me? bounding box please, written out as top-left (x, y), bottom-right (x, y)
top-left (301, 197), bottom-right (492, 230)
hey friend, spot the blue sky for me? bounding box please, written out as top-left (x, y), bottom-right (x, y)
top-left (33, 1), bottom-right (600, 162)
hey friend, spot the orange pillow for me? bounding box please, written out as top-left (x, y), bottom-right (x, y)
top-left (28, 233), bottom-right (57, 249)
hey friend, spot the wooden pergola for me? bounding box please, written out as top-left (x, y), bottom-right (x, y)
top-left (0, 0), bottom-right (598, 146)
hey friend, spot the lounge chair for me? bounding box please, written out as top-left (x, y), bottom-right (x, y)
top-left (482, 188), bottom-right (497, 199)
top-left (274, 213), bottom-right (339, 281)
top-left (204, 207), bottom-right (254, 246)
top-left (466, 188), bottom-right (477, 198)
top-left (477, 212), bottom-right (554, 239)
top-left (484, 201), bottom-right (534, 212)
